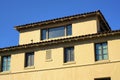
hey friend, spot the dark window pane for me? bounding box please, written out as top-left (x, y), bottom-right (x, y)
top-left (96, 55), bottom-right (102, 61)
top-left (96, 44), bottom-right (102, 49)
top-left (41, 29), bottom-right (47, 40)
top-left (66, 25), bottom-right (72, 36)
top-left (41, 24), bottom-right (72, 40)
top-left (31, 53), bottom-right (34, 66)
top-left (103, 54), bottom-right (108, 60)
top-left (64, 47), bottom-right (74, 63)
top-left (96, 49), bottom-right (102, 55)
top-left (48, 27), bottom-right (65, 38)
top-left (103, 49), bottom-right (108, 54)
top-left (25, 52), bottom-right (34, 67)
top-left (7, 56), bottom-right (11, 71)
top-left (102, 43), bottom-right (107, 48)
top-left (70, 47), bottom-right (74, 61)
top-left (64, 48), bottom-right (69, 62)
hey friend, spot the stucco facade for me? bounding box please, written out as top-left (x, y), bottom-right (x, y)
top-left (0, 10), bottom-right (120, 80)
top-left (19, 16), bottom-right (98, 45)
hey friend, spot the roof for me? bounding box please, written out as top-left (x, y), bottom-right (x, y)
top-left (0, 30), bottom-right (120, 52)
top-left (15, 10), bottom-right (111, 31)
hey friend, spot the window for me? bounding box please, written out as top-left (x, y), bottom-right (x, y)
top-left (25, 52), bottom-right (34, 67)
top-left (64, 47), bottom-right (74, 63)
top-left (41, 25), bottom-right (72, 40)
top-left (1, 56), bottom-right (11, 72)
top-left (48, 26), bottom-right (65, 38)
top-left (95, 77), bottom-right (111, 80)
top-left (95, 42), bottom-right (108, 61)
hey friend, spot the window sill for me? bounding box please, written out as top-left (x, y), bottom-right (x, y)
top-left (45, 59), bottom-right (53, 62)
top-left (41, 35), bottom-right (73, 42)
top-left (24, 66), bottom-right (35, 70)
top-left (0, 71), bottom-right (11, 75)
top-left (63, 61), bottom-right (76, 65)
top-left (95, 60), bottom-right (110, 64)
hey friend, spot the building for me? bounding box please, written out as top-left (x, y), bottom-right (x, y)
top-left (0, 10), bottom-right (120, 80)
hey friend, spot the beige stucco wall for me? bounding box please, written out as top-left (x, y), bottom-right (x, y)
top-left (0, 62), bottom-right (120, 80)
top-left (109, 39), bottom-right (120, 61)
top-left (72, 17), bottom-right (97, 36)
top-left (19, 29), bottom-right (40, 45)
top-left (19, 16), bottom-right (98, 45)
top-left (0, 35), bottom-right (120, 80)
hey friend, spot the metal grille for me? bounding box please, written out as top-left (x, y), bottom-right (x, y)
top-left (46, 50), bottom-right (52, 60)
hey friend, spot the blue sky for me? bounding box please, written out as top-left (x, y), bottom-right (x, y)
top-left (0, 0), bottom-right (120, 48)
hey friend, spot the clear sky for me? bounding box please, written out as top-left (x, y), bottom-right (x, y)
top-left (0, 0), bottom-right (120, 48)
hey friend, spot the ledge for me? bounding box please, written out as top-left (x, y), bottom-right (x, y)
top-left (24, 66), bottom-right (35, 70)
top-left (45, 59), bottom-right (53, 62)
top-left (0, 71), bottom-right (11, 75)
top-left (63, 61), bottom-right (76, 65)
top-left (0, 30), bottom-right (120, 52)
top-left (95, 60), bottom-right (110, 64)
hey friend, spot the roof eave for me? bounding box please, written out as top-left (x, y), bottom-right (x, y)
top-left (15, 10), bottom-right (105, 32)
top-left (97, 10), bottom-right (111, 31)
top-left (0, 30), bottom-right (120, 52)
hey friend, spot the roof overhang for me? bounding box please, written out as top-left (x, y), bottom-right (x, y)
top-left (15, 10), bottom-right (111, 32)
top-left (0, 30), bottom-right (119, 52)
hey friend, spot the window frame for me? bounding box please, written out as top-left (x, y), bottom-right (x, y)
top-left (64, 46), bottom-right (74, 63)
top-left (94, 42), bottom-right (108, 61)
top-left (25, 52), bottom-right (34, 67)
top-left (1, 55), bottom-right (11, 72)
top-left (41, 24), bottom-right (72, 40)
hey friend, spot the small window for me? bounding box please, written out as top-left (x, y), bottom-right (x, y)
top-left (64, 47), bottom-right (74, 63)
top-left (95, 42), bottom-right (108, 61)
top-left (95, 77), bottom-right (111, 80)
top-left (25, 52), bottom-right (34, 67)
top-left (1, 55), bottom-right (11, 72)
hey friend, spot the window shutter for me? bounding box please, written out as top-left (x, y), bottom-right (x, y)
top-left (46, 50), bottom-right (52, 60)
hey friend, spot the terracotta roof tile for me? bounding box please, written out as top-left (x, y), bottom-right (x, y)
top-left (15, 10), bottom-right (111, 31)
top-left (0, 30), bottom-right (120, 52)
